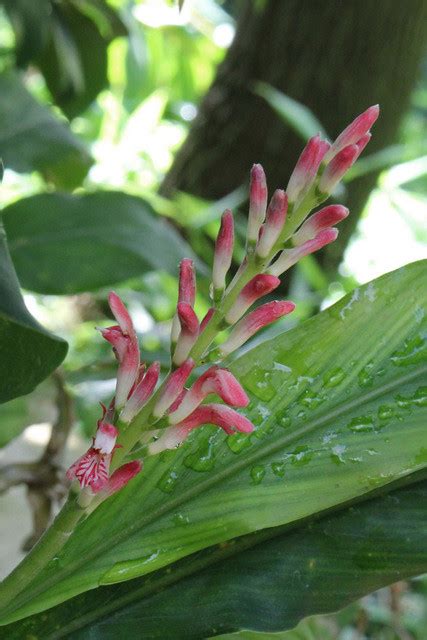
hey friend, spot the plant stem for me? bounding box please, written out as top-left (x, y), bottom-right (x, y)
top-left (0, 494), bottom-right (85, 618)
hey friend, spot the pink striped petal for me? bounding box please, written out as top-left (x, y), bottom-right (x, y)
top-left (292, 205), bottom-right (349, 246)
top-left (225, 274), bottom-right (281, 324)
top-left (94, 421), bottom-right (118, 454)
top-left (247, 164), bottom-right (268, 243)
top-left (66, 448), bottom-right (110, 493)
top-left (220, 300), bottom-right (295, 356)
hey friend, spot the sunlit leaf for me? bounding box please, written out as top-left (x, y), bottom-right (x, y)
top-left (1, 260), bottom-right (426, 623)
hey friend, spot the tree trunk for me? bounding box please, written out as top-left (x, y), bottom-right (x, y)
top-left (161, 0), bottom-right (427, 272)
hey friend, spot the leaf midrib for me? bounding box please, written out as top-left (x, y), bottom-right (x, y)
top-left (11, 362), bottom-right (426, 617)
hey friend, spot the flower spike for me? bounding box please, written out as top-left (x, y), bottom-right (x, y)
top-left (247, 164), bottom-right (268, 245)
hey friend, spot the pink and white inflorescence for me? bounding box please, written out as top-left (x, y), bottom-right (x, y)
top-left (67, 105), bottom-right (379, 497)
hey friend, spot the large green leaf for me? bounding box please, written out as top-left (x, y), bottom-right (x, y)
top-left (0, 220), bottom-right (68, 404)
top-left (1, 261), bottom-right (426, 622)
top-left (0, 71), bottom-right (92, 189)
top-left (2, 191), bottom-right (202, 294)
top-left (4, 478), bottom-right (427, 638)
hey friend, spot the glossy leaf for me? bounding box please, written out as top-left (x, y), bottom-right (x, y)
top-left (2, 192), bottom-right (202, 294)
top-left (0, 71), bottom-right (92, 189)
top-left (0, 220), bottom-right (68, 404)
top-left (1, 261), bottom-right (426, 622)
top-left (4, 478), bottom-right (427, 638)
top-left (254, 82), bottom-right (327, 141)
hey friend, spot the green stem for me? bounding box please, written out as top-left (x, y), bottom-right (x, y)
top-left (0, 494), bottom-right (85, 618)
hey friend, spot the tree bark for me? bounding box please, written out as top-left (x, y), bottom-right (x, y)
top-left (161, 0), bottom-right (427, 272)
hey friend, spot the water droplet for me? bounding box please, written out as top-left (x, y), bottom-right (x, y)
top-left (271, 461), bottom-right (286, 477)
top-left (273, 361), bottom-right (292, 373)
top-left (291, 445), bottom-right (314, 466)
top-left (157, 470), bottom-right (179, 493)
top-left (390, 334), bottom-right (426, 367)
top-left (323, 367), bottom-right (346, 388)
top-left (377, 404), bottom-right (394, 422)
top-left (279, 412), bottom-right (292, 429)
top-left (358, 361), bottom-right (374, 388)
top-left (242, 366), bottom-right (275, 401)
top-left (184, 435), bottom-right (216, 472)
top-left (394, 386), bottom-right (427, 411)
top-left (330, 444), bottom-right (346, 465)
top-left (298, 389), bottom-right (325, 409)
top-left (348, 415), bottom-right (375, 433)
top-left (227, 432), bottom-right (253, 454)
top-left (250, 464), bottom-right (266, 485)
top-left (173, 513), bottom-right (190, 526)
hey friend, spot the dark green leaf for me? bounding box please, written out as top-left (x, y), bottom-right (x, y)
top-left (2, 191), bottom-right (204, 294)
top-left (0, 71), bottom-right (92, 188)
top-left (5, 479), bottom-right (427, 639)
top-left (37, 3), bottom-right (111, 119)
top-left (1, 261), bottom-right (425, 622)
top-left (0, 221), bottom-right (67, 404)
top-left (3, 0), bottom-right (51, 67)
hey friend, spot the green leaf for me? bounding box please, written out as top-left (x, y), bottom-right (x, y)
top-left (0, 220), bottom-right (67, 404)
top-left (4, 478), bottom-right (427, 638)
top-left (3, 0), bottom-right (51, 67)
top-left (2, 191), bottom-right (203, 294)
top-left (37, 2), bottom-right (114, 119)
top-left (0, 71), bottom-right (92, 189)
top-left (254, 82), bottom-right (327, 141)
top-left (2, 261), bottom-right (426, 623)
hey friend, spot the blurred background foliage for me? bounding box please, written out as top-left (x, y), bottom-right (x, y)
top-left (0, 0), bottom-right (426, 636)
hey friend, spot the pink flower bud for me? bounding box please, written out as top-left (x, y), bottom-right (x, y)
top-left (99, 325), bottom-right (128, 360)
top-left (286, 135), bottom-right (330, 203)
top-left (93, 421), bottom-right (118, 454)
top-left (225, 274), bottom-right (281, 324)
top-left (120, 361), bottom-right (161, 423)
top-left (213, 209), bottom-right (234, 291)
top-left (318, 145), bottom-right (359, 194)
top-left (153, 358), bottom-right (195, 417)
top-left (292, 205), bottom-right (349, 246)
top-left (173, 302), bottom-right (200, 365)
top-left (168, 366), bottom-right (249, 424)
top-left (178, 258), bottom-right (196, 306)
top-left (247, 164), bottom-right (268, 243)
top-left (220, 300), bottom-right (295, 356)
top-left (354, 132), bottom-right (371, 158)
top-left (256, 190), bottom-right (288, 258)
top-left (171, 259), bottom-right (196, 344)
top-left (200, 307), bottom-right (215, 332)
top-left (103, 461), bottom-right (142, 496)
top-left (269, 228), bottom-right (339, 276)
top-left (178, 404), bottom-right (254, 435)
top-left (324, 105), bottom-right (379, 163)
top-left (115, 335), bottom-right (140, 409)
top-left (108, 292), bottom-right (135, 336)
